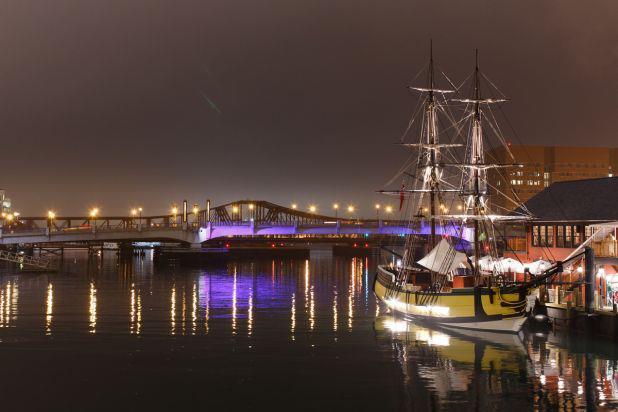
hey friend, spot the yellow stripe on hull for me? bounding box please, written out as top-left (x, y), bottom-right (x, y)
top-left (374, 266), bottom-right (533, 331)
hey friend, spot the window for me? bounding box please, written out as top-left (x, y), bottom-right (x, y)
top-left (532, 226), bottom-right (540, 247)
top-left (556, 225), bottom-right (565, 248)
top-left (573, 226), bottom-right (582, 246)
top-left (565, 225), bottom-right (573, 248)
top-left (546, 226), bottom-right (554, 247)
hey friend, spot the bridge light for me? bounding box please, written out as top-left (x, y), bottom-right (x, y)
top-left (192, 205), bottom-right (199, 214)
top-left (5, 213), bottom-right (14, 222)
top-left (90, 208), bottom-right (99, 218)
top-left (13, 212), bottom-right (20, 217)
top-left (0, 212), bottom-right (5, 218)
top-left (375, 204), bottom-right (380, 210)
top-left (333, 203), bottom-right (339, 210)
top-left (347, 205), bottom-right (355, 213)
top-left (48, 211), bottom-right (56, 220)
top-left (131, 209), bottom-right (138, 216)
top-left (309, 205), bottom-right (317, 213)
top-left (248, 204), bottom-right (254, 210)
top-left (291, 203), bottom-right (297, 209)
top-left (385, 206), bottom-right (393, 214)
top-left (171, 206), bottom-right (179, 215)
top-left (232, 206), bottom-right (239, 213)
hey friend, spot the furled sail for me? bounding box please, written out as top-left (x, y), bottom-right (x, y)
top-left (417, 238), bottom-right (467, 275)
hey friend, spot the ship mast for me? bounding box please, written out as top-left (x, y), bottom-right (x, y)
top-left (470, 49), bottom-right (485, 276)
top-left (426, 40), bottom-right (439, 249)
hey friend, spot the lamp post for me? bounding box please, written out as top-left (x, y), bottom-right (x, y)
top-left (171, 205), bottom-right (178, 227)
top-left (193, 204), bottom-right (199, 226)
top-left (90, 208), bottom-right (99, 232)
top-left (347, 205), bottom-right (355, 221)
top-left (47, 210), bottom-right (56, 231)
top-left (138, 207), bottom-right (143, 228)
top-left (309, 205), bottom-right (317, 213)
top-left (333, 203), bottom-right (339, 219)
top-left (385, 205), bottom-right (393, 220)
top-left (131, 208), bottom-right (137, 228)
top-left (375, 204), bottom-right (381, 220)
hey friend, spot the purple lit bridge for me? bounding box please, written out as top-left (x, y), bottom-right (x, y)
top-left (0, 200), bottom-right (467, 248)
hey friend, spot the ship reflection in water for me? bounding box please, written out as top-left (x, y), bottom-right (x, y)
top-left (0, 252), bottom-right (617, 410)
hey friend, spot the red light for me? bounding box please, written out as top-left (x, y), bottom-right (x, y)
top-left (225, 243), bottom-right (230, 248)
top-left (364, 243), bottom-right (369, 248)
top-left (271, 243), bottom-right (276, 248)
top-left (353, 243), bottom-right (357, 248)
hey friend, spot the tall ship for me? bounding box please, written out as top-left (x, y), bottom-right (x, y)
top-left (373, 45), bottom-right (577, 333)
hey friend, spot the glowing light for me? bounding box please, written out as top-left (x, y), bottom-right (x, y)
top-left (13, 212), bottom-right (20, 217)
top-left (290, 293), bottom-right (296, 340)
top-left (375, 204), bottom-right (381, 209)
top-left (291, 203), bottom-right (297, 209)
top-left (385, 206), bottom-right (393, 213)
top-left (309, 205), bottom-right (317, 213)
top-left (131, 209), bottom-right (137, 216)
top-left (170, 285), bottom-right (176, 335)
top-left (248, 204), bottom-right (254, 210)
top-left (171, 206), bottom-right (178, 215)
top-left (333, 203), bottom-right (339, 210)
top-left (89, 282), bottom-right (97, 334)
top-left (384, 319), bottom-right (409, 333)
top-left (5, 214), bottom-right (13, 222)
top-left (45, 283), bottom-right (53, 335)
top-left (192, 205), bottom-right (199, 215)
top-left (89, 208), bottom-right (99, 218)
top-left (347, 205), bottom-right (355, 213)
top-left (232, 206), bottom-right (239, 213)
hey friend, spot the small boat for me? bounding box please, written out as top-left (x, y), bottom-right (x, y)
top-left (374, 44), bottom-right (579, 333)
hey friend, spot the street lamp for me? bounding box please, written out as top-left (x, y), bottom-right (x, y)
top-left (385, 205), bottom-right (393, 220)
top-left (89, 208), bottom-right (99, 230)
top-left (333, 203), bottom-right (339, 219)
top-left (171, 205), bottom-right (179, 227)
top-left (47, 210), bottom-right (56, 231)
top-left (192, 204), bottom-right (199, 225)
top-left (309, 205), bottom-right (317, 213)
top-left (138, 207), bottom-right (143, 227)
top-left (291, 203), bottom-right (297, 210)
top-left (375, 204), bottom-right (381, 220)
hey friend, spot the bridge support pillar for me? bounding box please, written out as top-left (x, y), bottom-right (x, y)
top-left (190, 243), bottom-right (202, 250)
top-left (336, 221), bottom-right (341, 235)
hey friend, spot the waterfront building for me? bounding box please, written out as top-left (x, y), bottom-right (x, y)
top-left (489, 144), bottom-right (618, 212)
top-left (507, 177), bottom-right (618, 310)
top-left (0, 189), bottom-right (11, 215)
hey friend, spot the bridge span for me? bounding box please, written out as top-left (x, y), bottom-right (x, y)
top-left (0, 200), bottom-right (466, 247)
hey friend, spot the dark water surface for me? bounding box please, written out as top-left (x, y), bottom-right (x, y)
top-left (1, 250), bottom-right (617, 411)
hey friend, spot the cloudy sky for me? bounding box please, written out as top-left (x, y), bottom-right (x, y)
top-left (1, 0), bottom-right (616, 216)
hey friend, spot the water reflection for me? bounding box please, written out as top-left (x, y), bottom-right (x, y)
top-left (376, 315), bottom-right (618, 410)
top-left (0, 254), bottom-right (617, 410)
top-left (45, 282), bottom-right (53, 335)
top-left (88, 282), bottom-right (97, 333)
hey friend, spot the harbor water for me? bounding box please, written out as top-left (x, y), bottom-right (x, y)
top-left (0, 250), bottom-right (617, 410)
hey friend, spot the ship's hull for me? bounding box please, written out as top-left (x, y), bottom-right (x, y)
top-left (374, 265), bottom-right (531, 333)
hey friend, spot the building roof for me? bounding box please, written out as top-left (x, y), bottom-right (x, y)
top-left (515, 177), bottom-right (618, 222)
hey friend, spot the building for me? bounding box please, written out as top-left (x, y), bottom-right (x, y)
top-left (489, 144), bottom-right (618, 212)
top-left (0, 189), bottom-right (11, 215)
top-left (507, 177), bottom-right (618, 310)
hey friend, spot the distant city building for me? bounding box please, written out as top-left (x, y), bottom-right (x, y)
top-left (0, 189), bottom-right (11, 214)
top-left (489, 144), bottom-right (618, 212)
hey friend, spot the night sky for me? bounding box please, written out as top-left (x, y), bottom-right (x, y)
top-left (1, 1), bottom-right (616, 216)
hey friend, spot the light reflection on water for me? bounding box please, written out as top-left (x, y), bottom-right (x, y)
top-left (0, 250), bottom-right (617, 410)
